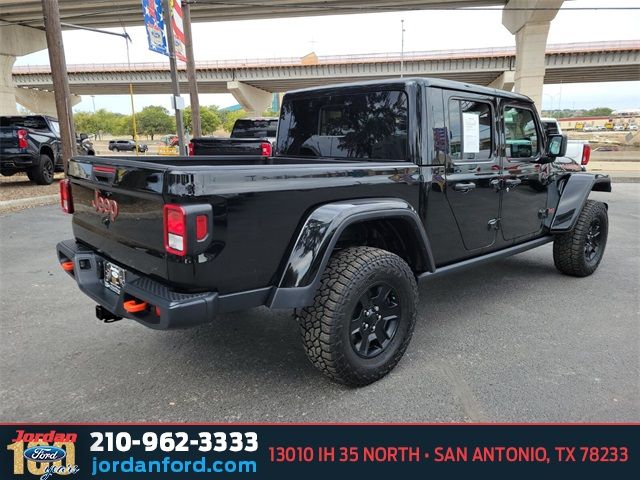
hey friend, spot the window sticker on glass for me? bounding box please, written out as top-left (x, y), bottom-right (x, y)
top-left (462, 112), bottom-right (480, 153)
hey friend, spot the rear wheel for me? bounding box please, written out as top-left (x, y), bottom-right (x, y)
top-left (297, 246), bottom-right (418, 387)
top-left (553, 199), bottom-right (608, 277)
top-left (27, 153), bottom-right (54, 185)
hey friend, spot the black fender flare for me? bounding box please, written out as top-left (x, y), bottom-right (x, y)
top-left (268, 198), bottom-right (434, 309)
top-left (550, 173), bottom-right (611, 232)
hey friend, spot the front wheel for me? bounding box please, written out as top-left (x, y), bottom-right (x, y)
top-left (553, 199), bottom-right (608, 277)
top-left (297, 247), bottom-right (418, 387)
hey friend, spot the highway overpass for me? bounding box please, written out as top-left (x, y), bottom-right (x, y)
top-left (1, 1), bottom-right (509, 27)
top-left (12, 41), bottom-right (640, 98)
top-left (0, 0), bottom-right (608, 117)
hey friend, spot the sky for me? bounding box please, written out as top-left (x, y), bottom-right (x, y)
top-left (13, 0), bottom-right (640, 114)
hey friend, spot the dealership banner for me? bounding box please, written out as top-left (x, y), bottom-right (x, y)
top-left (1, 424), bottom-right (637, 479)
top-left (141, 0), bottom-right (168, 57)
top-left (170, 0), bottom-right (187, 63)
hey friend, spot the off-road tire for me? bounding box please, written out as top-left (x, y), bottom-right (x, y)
top-left (297, 247), bottom-right (418, 387)
top-left (553, 199), bottom-right (608, 277)
top-left (27, 153), bottom-right (54, 185)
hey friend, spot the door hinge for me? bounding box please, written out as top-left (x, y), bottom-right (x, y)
top-left (487, 218), bottom-right (500, 230)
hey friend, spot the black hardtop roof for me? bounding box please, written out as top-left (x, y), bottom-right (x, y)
top-left (285, 77), bottom-right (532, 103)
top-left (0, 114), bottom-right (57, 121)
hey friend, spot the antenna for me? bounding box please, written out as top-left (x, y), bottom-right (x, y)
top-left (400, 19), bottom-right (406, 78)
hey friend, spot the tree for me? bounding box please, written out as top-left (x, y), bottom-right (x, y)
top-left (221, 109), bottom-right (246, 132)
top-left (584, 107), bottom-right (614, 117)
top-left (73, 109), bottom-right (125, 138)
top-left (136, 105), bottom-right (175, 140)
top-left (114, 115), bottom-right (135, 138)
top-left (74, 111), bottom-right (100, 136)
top-left (184, 105), bottom-right (222, 135)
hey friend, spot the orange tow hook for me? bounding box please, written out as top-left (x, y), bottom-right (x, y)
top-left (123, 299), bottom-right (148, 314)
top-left (61, 261), bottom-right (74, 272)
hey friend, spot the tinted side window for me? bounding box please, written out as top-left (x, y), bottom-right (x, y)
top-left (448, 99), bottom-right (492, 161)
top-left (50, 120), bottom-right (60, 136)
top-left (0, 116), bottom-right (48, 130)
top-left (277, 90), bottom-right (408, 161)
top-left (232, 119), bottom-right (278, 138)
top-left (504, 106), bottom-right (539, 158)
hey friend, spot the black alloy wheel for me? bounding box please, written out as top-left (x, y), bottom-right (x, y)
top-left (42, 157), bottom-right (54, 184)
top-left (553, 199), bottom-right (608, 277)
top-left (351, 283), bottom-right (401, 358)
top-left (584, 218), bottom-right (602, 263)
top-left (297, 246), bottom-right (418, 386)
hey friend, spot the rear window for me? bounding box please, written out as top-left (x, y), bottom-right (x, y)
top-left (231, 119), bottom-right (278, 138)
top-left (276, 90), bottom-right (408, 160)
top-left (0, 116), bottom-right (49, 130)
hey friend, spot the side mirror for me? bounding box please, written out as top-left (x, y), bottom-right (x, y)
top-left (79, 133), bottom-right (88, 140)
top-left (546, 133), bottom-right (567, 158)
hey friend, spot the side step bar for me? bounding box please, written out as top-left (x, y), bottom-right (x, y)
top-left (417, 236), bottom-right (553, 283)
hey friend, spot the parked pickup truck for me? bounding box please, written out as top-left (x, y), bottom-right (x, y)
top-left (57, 78), bottom-right (611, 386)
top-left (541, 118), bottom-right (591, 172)
top-left (1, 115), bottom-right (95, 184)
top-left (1, 115), bottom-right (64, 184)
top-left (189, 117), bottom-right (277, 156)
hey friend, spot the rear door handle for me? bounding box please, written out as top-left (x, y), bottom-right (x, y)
top-left (453, 182), bottom-right (476, 192)
top-left (505, 178), bottom-right (522, 187)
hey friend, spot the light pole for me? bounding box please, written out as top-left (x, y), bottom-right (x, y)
top-left (163, 0), bottom-right (187, 155)
top-left (90, 95), bottom-right (96, 113)
top-left (400, 19), bottom-right (405, 78)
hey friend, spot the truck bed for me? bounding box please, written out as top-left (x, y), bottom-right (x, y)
top-left (67, 154), bottom-right (420, 294)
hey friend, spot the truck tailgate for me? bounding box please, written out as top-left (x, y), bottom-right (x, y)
top-left (0, 127), bottom-right (19, 151)
top-left (67, 156), bottom-right (168, 281)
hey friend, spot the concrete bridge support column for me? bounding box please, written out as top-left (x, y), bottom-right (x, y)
top-left (14, 87), bottom-right (81, 117)
top-left (488, 71), bottom-right (515, 91)
top-left (502, 0), bottom-right (564, 110)
top-left (227, 81), bottom-right (272, 117)
top-left (0, 25), bottom-right (47, 115)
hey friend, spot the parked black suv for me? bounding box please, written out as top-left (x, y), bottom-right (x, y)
top-left (108, 139), bottom-right (148, 153)
top-left (57, 78), bottom-right (610, 386)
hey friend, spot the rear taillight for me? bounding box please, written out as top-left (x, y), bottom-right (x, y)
top-left (581, 144), bottom-right (591, 166)
top-left (260, 142), bottom-right (272, 157)
top-left (188, 141), bottom-right (194, 156)
top-left (164, 204), bottom-right (187, 256)
top-left (196, 214), bottom-right (208, 241)
top-left (60, 178), bottom-right (74, 214)
top-left (17, 129), bottom-right (28, 149)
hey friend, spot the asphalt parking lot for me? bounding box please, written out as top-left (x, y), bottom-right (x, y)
top-left (0, 185), bottom-right (638, 423)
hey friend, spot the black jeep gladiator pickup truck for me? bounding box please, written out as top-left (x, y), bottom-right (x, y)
top-left (56, 78), bottom-right (610, 386)
top-left (189, 118), bottom-right (277, 156)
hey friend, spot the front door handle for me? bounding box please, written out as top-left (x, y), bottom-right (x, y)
top-left (453, 182), bottom-right (476, 192)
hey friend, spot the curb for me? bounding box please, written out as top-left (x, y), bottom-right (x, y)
top-left (0, 194), bottom-right (58, 211)
top-left (611, 177), bottom-right (640, 183)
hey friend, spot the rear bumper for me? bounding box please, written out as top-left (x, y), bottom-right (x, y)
top-left (1, 153), bottom-right (36, 172)
top-left (56, 239), bottom-right (219, 330)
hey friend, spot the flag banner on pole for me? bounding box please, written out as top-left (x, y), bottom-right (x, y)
top-left (171, 0), bottom-right (188, 63)
top-left (141, 0), bottom-right (168, 56)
